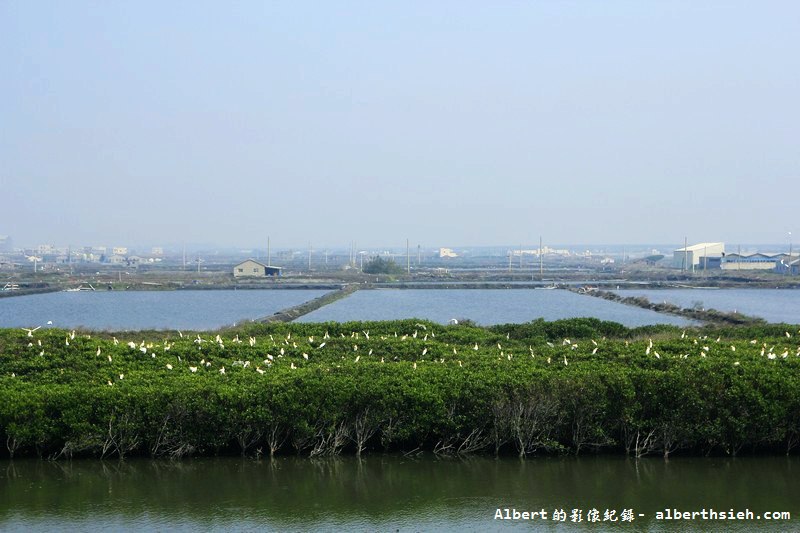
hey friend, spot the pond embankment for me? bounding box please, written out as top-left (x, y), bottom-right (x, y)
top-left (257, 284), bottom-right (361, 322)
top-left (570, 288), bottom-right (767, 326)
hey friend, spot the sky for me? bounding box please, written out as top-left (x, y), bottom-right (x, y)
top-left (1, 1), bottom-right (798, 249)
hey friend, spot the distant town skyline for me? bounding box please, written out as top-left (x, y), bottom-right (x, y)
top-left (2, 2), bottom-right (797, 247)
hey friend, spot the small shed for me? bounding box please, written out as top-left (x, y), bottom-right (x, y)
top-left (234, 259), bottom-right (282, 278)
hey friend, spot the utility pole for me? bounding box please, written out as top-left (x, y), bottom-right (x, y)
top-left (539, 236), bottom-right (543, 277)
top-left (196, 254), bottom-right (200, 273)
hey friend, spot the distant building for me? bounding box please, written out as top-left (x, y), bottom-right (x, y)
top-left (113, 247), bottom-right (128, 256)
top-left (439, 248), bottom-right (459, 258)
top-left (233, 259), bottom-right (282, 278)
top-left (0, 235), bottom-right (12, 252)
top-left (774, 254), bottom-right (800, 274)
top-left (722, 252), bottom-right (792, 271)
top-left (672, 242), bottom-right (725, 270)
top-left (151, 247), bottom-right (164, 256)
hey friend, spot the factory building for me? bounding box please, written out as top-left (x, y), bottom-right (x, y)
top-left (721, 252), bottom-right (793, 270)
top-left (672, 242), bottom-right (725, 270)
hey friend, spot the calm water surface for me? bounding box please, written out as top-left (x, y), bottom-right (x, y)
top-left (0, 290), bottom-right (330, 330)
top-left (615, 289), bottom-right (800, 324)
top-left (1, 456), bottom-right (797, 532)
top-left (297, 289), bottom-right (695, 327)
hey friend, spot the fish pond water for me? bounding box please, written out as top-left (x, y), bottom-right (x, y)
top-left (1, 456), bottom-right (798, 532)
top-left (0, 290), bottom-right (330, 331)
top-left (296, 289), bottom-right (695, 327)
top-left (0, 288), bottom-right (695, 330)
top-left (615, 288), bottom-right (800, 324)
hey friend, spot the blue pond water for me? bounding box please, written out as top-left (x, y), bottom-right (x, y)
top-left (615, 288), bottom-right (800, 324)
top-left (0, 290), bottom-right (330, 330)
top-left (296, 289), bottom-right (695, 327)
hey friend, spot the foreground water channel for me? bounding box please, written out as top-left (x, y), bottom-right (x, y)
top-left (1, 456), bottom-right (798, 531)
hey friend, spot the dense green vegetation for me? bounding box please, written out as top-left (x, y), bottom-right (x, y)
top-left (362, 256), bottom-right (404, 275)
top-left (2, 318), bottom-right (800, 459)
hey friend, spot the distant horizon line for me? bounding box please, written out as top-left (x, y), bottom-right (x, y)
top-left (3, 241), bottom-right (794, 253)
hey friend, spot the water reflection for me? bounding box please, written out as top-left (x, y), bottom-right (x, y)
top-left (2, 455), bottom-right (798, 531)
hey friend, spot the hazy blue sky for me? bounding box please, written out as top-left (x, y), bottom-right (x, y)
top-left (2, 1), bottom-right (798, 248)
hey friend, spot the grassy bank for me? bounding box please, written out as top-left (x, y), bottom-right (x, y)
top-left (2, 318), bottom-right (799, 459)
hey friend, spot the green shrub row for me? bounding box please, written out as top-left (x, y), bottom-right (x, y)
top-left (1, 319), bottom-right (799, 459)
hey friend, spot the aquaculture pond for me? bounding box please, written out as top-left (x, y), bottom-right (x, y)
top-left (614, 288), bottom-right (800, 324)
top-left (0, 290), bottom-right (330, 330)
top-left (296, 289), bottom-right (696, 327)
